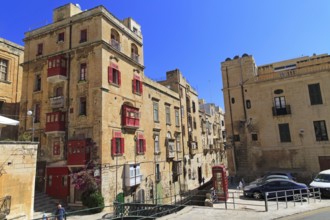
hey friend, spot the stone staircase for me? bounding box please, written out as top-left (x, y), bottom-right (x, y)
top-left (32, 191), bottom-right (65, 219)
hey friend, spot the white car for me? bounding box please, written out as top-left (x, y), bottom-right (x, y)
top-left (310, 169), bottom-right (330, 198)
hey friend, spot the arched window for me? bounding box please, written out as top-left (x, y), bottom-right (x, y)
top-left (110, 29), bottom-right (121, 51)
top-left (131, 43), bottom-right (139, 62)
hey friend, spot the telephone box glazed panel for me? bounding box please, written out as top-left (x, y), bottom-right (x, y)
top-left (212, 165), bottom-right (228, 201)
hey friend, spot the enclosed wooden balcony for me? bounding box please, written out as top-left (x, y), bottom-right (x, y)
top-left (122, 105), bottom-right (140, 129)
top-left (45, 111), bottom-right (66, 134)
top-left (47, 55), bottom-right (67, 83)
top-left (67, 139), bottom-right (91, 165)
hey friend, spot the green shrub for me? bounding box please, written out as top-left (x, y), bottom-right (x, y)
top-left (82, 190), bottom-right (104, 213)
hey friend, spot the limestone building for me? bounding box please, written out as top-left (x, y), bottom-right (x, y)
top-left (19, 3), bottom-right (219, 207)
top-left (199, 99), bottom-right (227, 169)
top-left (221, 53), bottom-right (330, 181)
top-left (158, 70), bottom-right (212, 190)
top-left (0, 38), bottom-right (24, 140)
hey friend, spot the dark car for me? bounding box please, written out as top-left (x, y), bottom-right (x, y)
top-left (264, 171), bottom-right (295, 180)
top-left (243, 179), bottom-right (308, 199)
top-left (249, 174), bottom-right (290, 185)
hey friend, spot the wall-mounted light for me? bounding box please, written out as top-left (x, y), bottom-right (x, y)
top-left (27, 110), bottom-right (35, 142)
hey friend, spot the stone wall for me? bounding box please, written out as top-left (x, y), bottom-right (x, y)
top-left (0, 142), bottom-right (38, 220)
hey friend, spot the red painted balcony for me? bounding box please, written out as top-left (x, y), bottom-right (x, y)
top-left (47, 55), bottom-right (67, 83)
top-left (122, 105), bottom-right (140, 129)
top-left (67, 139), bottom-right (91, 165)
top-left (45, 111), bottom-right (66, 134)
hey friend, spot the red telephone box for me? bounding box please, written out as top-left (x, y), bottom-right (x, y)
top-left (212, 165), bottom-right (228, 201)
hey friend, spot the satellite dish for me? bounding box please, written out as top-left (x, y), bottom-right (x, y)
top-left (75, 3), bottom-right (81, 9)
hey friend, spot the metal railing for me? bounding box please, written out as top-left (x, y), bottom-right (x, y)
top-left (264, 187), bottom-right (322, 211)
top-left (0, 195), bottom-right (11, 217)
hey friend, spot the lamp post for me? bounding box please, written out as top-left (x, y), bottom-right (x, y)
top-left (27, 110), bottom-right (35, 142)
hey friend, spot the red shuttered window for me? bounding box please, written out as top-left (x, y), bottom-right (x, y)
top-left (132, 75), bottom-right (143, 95)
top-left (111, 131), bottom-right (124, 156)
top-left (136, 134), bottom-right (146, 154)
top-left (108, 64), bottom-right (121, 86)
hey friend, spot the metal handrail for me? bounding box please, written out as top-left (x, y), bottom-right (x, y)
top-left (0, 195), bottom-right (11, 216)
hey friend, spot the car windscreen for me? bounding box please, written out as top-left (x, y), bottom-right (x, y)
top-left (314, 174), bottom-right (330, 183)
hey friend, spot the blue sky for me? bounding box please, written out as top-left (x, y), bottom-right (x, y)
top-left (1, 1), bottom-right (330, 109)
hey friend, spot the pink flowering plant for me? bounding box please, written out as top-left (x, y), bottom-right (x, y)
top-left (71, 160), bottom-right (101, 191)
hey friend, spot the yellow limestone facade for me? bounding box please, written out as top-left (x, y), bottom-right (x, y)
top-left (19, 3), bottom-right (227, 208)
top-left (0, 142), bottom-right (38, 220)
top-left (0, 38), bottom-right (24, 140)
top-left (221, 53), bottom-right (330, 181)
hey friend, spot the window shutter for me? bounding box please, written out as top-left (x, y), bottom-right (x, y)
top-left (140, 80), bottom-right (143, 94)
top-left (143, 139), bottom-right (146, 153)
top-left (118, 70), bottom-right (121, 86)
top-left (108, 66), bottom-right (113, 83)
top-left (120, 138), bottom-right (125, 154)
top-left (136, 138), bottom-right (139, 154)
top-left (111, 138), bottom-right (116, 155)
top-left (132, 79), bottom-right (136, 93)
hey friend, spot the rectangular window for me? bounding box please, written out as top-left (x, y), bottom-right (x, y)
top-left (233, 134), bottom-right (240, 142)
top-left (192, 101), bottom-right (196, 113)
top-left (153, 102), bottom-right (159, 122)
top-left (37, 43), bottom-right (43, 56)
top-left (62, 176), bottom-right (67, 187)
top-left (132, 78), bottom-right (143, 94)
top-left (308, 83), bottom-right (323, 105)
top-left (58, 32), bottom-right (64, 42)
top-left (175, 109), bottom-right (180, 126)
top-left (155, 164), bottom-right (160, 182)
top-left (0, 59), bottom-right (8, 81)
top-left (80, 29), bottom-right (87, 43)
top-left (278, 123), bottom-right (291, 142)
top-left (80, 63), bottom-right (87, 81)
top-left (273, 96), bottom-right (290, 115)
top-left (55, 87), bottom-right (63, 96)
top-left (53, 141), bottom-right (60, 155)
top-left (252, 133), bottom-right (258, 141)
top-left (176, 135), bottom-right (181, 151)
top-left (193, 118), bottom-right (197, 129)
top-left (136, 137), bottom-right (146, 154)
top-left (166, 105), bottom-right (171, 125)
top-left (108, 64), bottom-right (121, 86)
top-left (154, 134), bottom-right (160, 153)
top-left (314, 120), bottom-right (328, 141)
top-left (34, 74), bottom-right (41, 91)
top-left (79, 97), bottom-right (87, 115)
top-left (111, 137), bottom-right (125, 155)
top-left (274, 96), bottom-right (286, 109)
top-left (34, 103), bottom-right (41, 123)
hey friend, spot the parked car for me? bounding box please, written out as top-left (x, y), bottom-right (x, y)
top-left (243, 179), bottom-right (308, 200)
top-left (264, 171), bottom-right (295, 180)
top-left (249, 174), bottom-right (290, 185)
top-left (310, 169), bottom-right (330, 198)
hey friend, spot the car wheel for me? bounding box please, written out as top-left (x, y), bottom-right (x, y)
top-left (253, 191), bottom-right (262, 199)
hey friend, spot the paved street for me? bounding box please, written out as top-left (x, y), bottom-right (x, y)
top-left (62, 190), bottom-right (330, 220)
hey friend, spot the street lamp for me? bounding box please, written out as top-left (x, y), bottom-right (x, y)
top-left (27, 110), bottom-right (35, 142)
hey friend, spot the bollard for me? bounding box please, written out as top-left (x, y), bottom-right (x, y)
top-left (232, 192), bottom-right (235, 209)
top-left (264, 192), bottom-right (268, 212)
top-left (285, 191), bottom-right (288, 208)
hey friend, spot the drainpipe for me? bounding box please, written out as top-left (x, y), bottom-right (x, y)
top-left (64, 21), bottom-right (73, 160)
top-left (239, 59), bottom-right (247, 121)
top-left (225, 66), bottom-right (237, 174)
